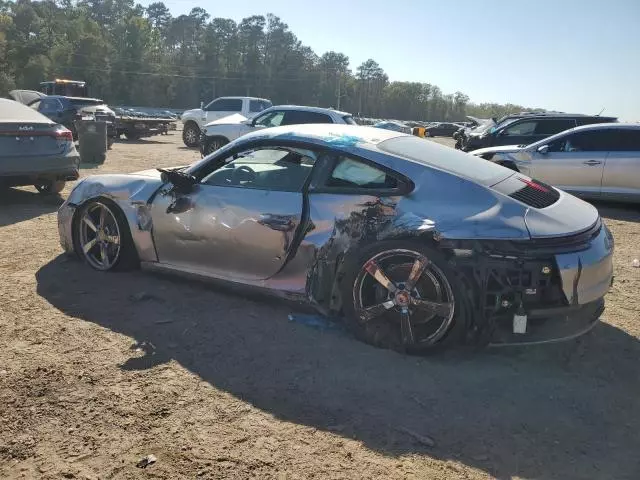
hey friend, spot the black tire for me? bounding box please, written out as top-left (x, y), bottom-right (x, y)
top-left (203, 136), bottom-right (229, 156)
top-left (124, 132), bottom-right (140, 141)
top-left (72, 198), bottom-right (139, 272)
top-left (182, 122), bottom-right (200, 147)
top-left (341, 240), bottom-right (467, 353)
top-left (35, 180), bottom-right (65, 194)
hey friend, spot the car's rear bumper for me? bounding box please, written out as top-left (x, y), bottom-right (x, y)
top-left (489, 299), bottom-right (604, 346)
top-left (0, 152), bottom-right (80, 187)
top-left (487, 224), bottom-right (613, 346)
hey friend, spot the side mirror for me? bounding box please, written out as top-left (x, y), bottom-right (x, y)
top-left (158, 168), bottom-right (197, 194)
top-left (537, 145), bottom-right (549, 155)
top-left (497, 129), bottom-right (508, 136)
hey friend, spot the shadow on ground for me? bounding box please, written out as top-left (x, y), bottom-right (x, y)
top-left (114, 137), bottom-right (170, 145)
top-left (36, 256), bottom-right (640, 479)
top-left (0, 187), bottom-right (63, 226)
top-left (595, 201), bottom-right (640, 223)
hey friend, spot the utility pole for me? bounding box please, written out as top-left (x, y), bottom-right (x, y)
top-left (336, 73), bottom-right (341, 110)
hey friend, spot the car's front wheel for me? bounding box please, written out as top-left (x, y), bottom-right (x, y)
top-left (74, 199), bottom-right (138, 271)
top-left (182, 122), bottom-right (201, 148)
top-left (342, 241), bottom-right (465, 353)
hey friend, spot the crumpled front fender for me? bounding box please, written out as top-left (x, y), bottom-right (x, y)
top-left (59, 174), bottom-right (164, 262)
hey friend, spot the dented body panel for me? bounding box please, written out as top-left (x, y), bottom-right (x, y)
top-left (57, 124), bottom-right (614, 346)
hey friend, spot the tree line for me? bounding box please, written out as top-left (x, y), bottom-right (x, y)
top-left (0, 0), bottom-right (537, 121)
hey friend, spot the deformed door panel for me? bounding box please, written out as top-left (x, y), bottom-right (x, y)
top-left (151, 185), bottom-right (304, 281)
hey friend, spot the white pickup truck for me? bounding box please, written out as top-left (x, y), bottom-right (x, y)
top-left (181, 96), bottom-right (272, 147)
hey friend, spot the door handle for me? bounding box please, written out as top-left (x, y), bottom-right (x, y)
top-left (258, 213), bottom-right (296, 232)
top-left (583, 160), bottom-right (602, 166)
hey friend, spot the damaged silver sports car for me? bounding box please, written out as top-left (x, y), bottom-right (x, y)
top-left (57, 124), bottom-right (614, 352)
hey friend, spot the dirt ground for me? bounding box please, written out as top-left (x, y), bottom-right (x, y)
top-left (1, 133), bottom-right (639, 480)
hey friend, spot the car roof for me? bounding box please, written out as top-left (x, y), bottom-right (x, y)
top-left (375, 120), bottom-right (409, 127)
top-left (500, 112), bottom-right (617, 121)
top-left (0, 98), bottom-right (54, 124)
top-left (569, 122), bottom-right (639, 131)
top-left (526, 122), bottom-right (640, 149)
top-left (217, 96), bottom-right (271, 101)
top-left (267, 105), bottom-right (351, 116)
top-left (240, 123), bottom-right (403, 146)
top-left (47, 95), bottom-right (105, 102)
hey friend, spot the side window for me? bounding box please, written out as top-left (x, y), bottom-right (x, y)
top-left (249, 100), bottom-right (270, 113)
top-left (327, 157), bottom-right (399, 190)
top-left (612, 130), bottom-right (640, 151)
top-left (502, 121), bottom-right (537, 136)
top-left (534, 119), bottom-right (575, 135)
top-left (201, 147), bottom-right (316, 192)
top-left (253, 111), bottom-right (285, 128)
top-left (282, 111), bottom-right (333, 125)
top-left (562, 130), bottom-right (617, 152)
top-left (205, 99), bottom-right (243, 112)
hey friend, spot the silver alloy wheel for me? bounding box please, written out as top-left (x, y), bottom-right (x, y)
top-left (78, 202), bottom-right (122, 271)
top-left (184, 126), bottom-right (198, 145)
top-left (353, 249), bottom-right (455, 346)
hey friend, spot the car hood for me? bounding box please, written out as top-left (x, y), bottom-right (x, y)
top-left (470, 145), bottom-right (523, 156)
top-left (204, 113), bottom-right (248, 128)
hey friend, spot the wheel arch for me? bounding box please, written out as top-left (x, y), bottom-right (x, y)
top-left (70, 194), bottom-right (157, 263)
top-left (319, 232), bottom-right (450, 316)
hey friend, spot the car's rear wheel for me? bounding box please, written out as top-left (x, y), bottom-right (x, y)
top-left (203, 136), bottom-right (229, 156)
top-left (35, 180), bottom-right (65, 194)
top-left (124, 132), bottom-right (141, 141)
top-left (182, 122), bottom-right (200, 148)
top-left (74, 200), bottom-right (138, 271)
top-left (343, 242), bottom-right (465, 353)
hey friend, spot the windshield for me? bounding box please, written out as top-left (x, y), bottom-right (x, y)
top-left (378, 136), bottom-right (513, 185)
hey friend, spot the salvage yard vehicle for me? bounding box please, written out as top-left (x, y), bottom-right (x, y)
top-left (0, 99), bottom-right (79, 194)
top-left (199, 105), bottom-right (357, 155)
top-left (58, 124), bottom-right (613, 352)
top-left (112, 108), bottom-right (171, 140)
top-left (181, 96), bottom-right (272, 147)
top-left (460, 113), bottom-right (618, 151)
top-left (28, 95), bottom-right (117, 141)
top-left (470, 123), bottom-right (640, 203)
top-left (424, 122), bottom-right (460, 137)
top-left (373, 120), bottom-right (412, 134)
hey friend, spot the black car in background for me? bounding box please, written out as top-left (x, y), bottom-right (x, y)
top-left (460, 113), bottom-right (617, 151)
top-left (424, 122), bottom-right (460, 137)
top-left (31, 95), bottom-right (117, 140)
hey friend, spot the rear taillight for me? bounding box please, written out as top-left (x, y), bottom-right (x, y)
top-left (55, 128), bottom-right (73, 141)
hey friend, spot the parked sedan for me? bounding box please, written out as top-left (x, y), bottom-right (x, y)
top-left (373, 121), bottom-right (412, 135)
top-left (470, 123), bottom-right (640, 203)
top-left (0, 99), bottom-right (79, 194)
top-left (200, 105), bottom-right (357, 156)
top-left (58, 124), bottom-right (613, 352)
top-left (424, 122), bottom-right (460, 137)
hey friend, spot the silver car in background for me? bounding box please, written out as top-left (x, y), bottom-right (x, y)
top-left (471, 123), bottom-right (640, 203)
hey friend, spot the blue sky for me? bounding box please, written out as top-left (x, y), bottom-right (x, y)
top-left (141, 0), bottom-right (640, 120)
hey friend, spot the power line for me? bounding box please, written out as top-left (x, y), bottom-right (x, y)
top-left (56, 64), bottom-right (321, 82)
